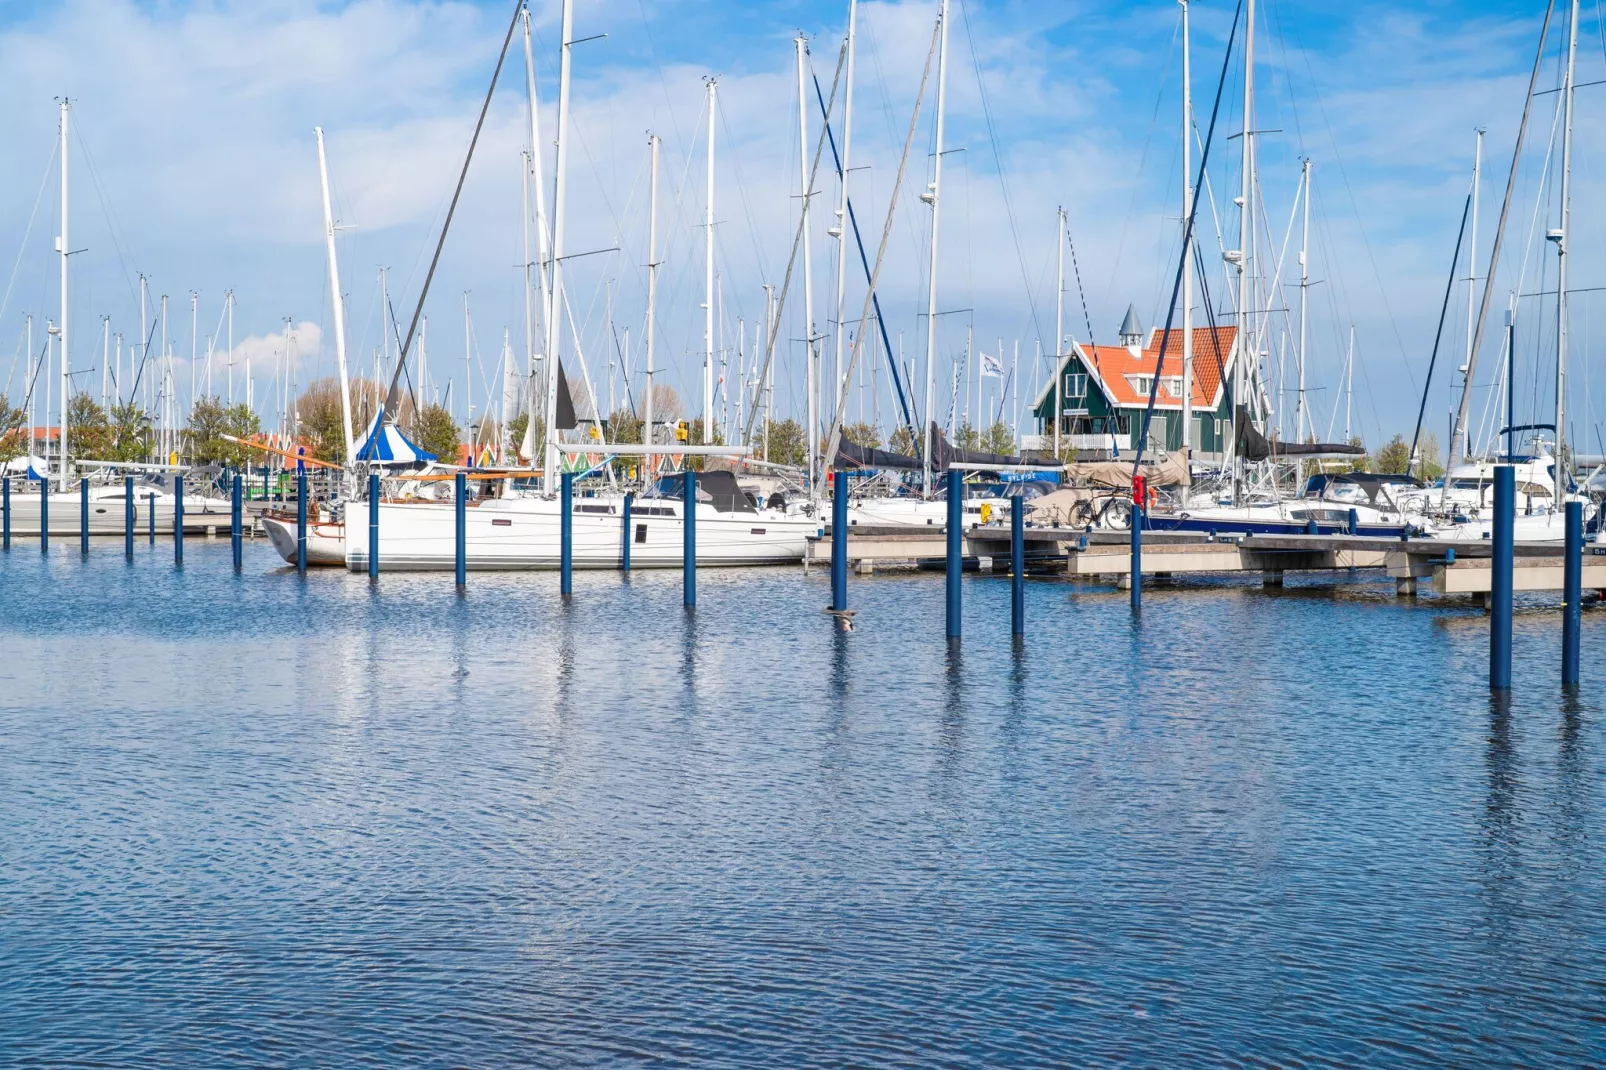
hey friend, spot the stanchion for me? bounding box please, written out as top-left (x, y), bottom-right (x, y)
top-left (124, 476), bottom-right (133, 558)
top-left (946, 469), bottom-right (962, 640)
top-left (296, 473), bottom-right (308, 574)
top-left (174, 474), bottom-right (184, 566)
top-left (454, 471), bottom-right (466, 588)
top-left (368, 472), bottom-right (380, 580)
top-left (560, 472), bottom-right (574, 597)
top-left (1490, 465), bottom-right (1514, 691)
top-left (831, 471), bottom-right (848, 613)
top-left (621, 492), bottom-right (633, 572)
top-left (1563, 498), bottom-right (1582, 688)
top-left (148, 492), bottom-right (156, 544)
top-left (40, 482), bottom-right (48, 554)
top-left (80, 477), bottom-right (89, 555)
top-left (1130, 502), bottom-right (1143, 611)
top-left (1011, 496), bottom-right (1025, 636)
top-left (683, 470), bottom-right (697, 608)
top-left (3, 476), bottom-right (10, 550)
top-left (231, 474), bottom-right (243, 571)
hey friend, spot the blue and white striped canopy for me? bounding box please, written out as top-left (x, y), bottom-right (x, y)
top-left (354, 416), bottom-right (436, 466)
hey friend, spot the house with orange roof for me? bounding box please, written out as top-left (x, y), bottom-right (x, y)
top-left (1029, 306), bottom-right (1240, 461)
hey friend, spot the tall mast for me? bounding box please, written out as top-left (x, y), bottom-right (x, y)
top-left (519, 4), bottom-right (553, 462)
top-left (1180, 0), bottom-right (1194, 457)
top-left (1555, 0), bottom-right (1579, 470)
top-left (463, 293), bottom-right (473, 443)
top-left (1344, 325), bottom-right (1353, 441)
top-left (1231, 0), bottom-right (1255, 504)
top-left (921, 0), bottom-right (949, 496)
top-left (1053, 207), bottom-right (1065, 460)
top-left (101, 316), bottom-right (109, 410)
top-left (703, 77), bottom-right (717, 443)
top-left (796, 35), bottom-right (819, 493)
top-left (832, 0), bottom-right (859, 420)
top-left (225, 289), bottom-right (233, 405)
top-left (645, 133), bottom-right (660, 460)
top-left (1462, 128), bottom-right (1482, 460)
top-left (159, 294), bottom-right (168, 459)
top-left (316, 127), bottom-right (356, 464)
top-left (58, 98), bottom-right (69, 490)
top-left (1296, 158), bottom-right (1311, 485)
top-left (542, 0), bottom-right (574, 493)
top-left (188, 293), bottom-right (197, 429)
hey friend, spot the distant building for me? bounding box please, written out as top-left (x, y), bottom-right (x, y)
top-left (1027, 306), bottom-right (1240, 461)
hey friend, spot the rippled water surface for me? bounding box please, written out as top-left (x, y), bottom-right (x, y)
top-left (2, 540), bottom-right (1603, 1066)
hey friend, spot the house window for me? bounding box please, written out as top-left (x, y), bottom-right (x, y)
top-left (1166, 377), bottom-right (1184, 398)
top-left (1064, 372), bottom-right (1087, 400)
top-left (1131, 376), bottom-right (1154, 396)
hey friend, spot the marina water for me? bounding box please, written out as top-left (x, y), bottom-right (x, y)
top-left (2, 542), bottom-right (1602, 1065)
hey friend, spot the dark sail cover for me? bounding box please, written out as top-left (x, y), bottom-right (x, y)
top-left (1234, 406), bottom-right (1363, 461)
top-left (836, 439), bottom-right (923, 471)
top-left (929, 422), bottom-right (1061, 470)
top-left (555, 362), bottom-right (579, 430)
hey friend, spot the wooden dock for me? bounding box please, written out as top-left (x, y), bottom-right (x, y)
top-left (806, 524), bottom-right (1606, 597)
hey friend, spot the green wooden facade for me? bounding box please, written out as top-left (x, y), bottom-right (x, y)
top-left (1031, 352), bottom-right (1234, 454)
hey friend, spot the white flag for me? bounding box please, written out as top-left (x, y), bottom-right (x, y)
top-left (980, 352), bottom-right (1003, 378)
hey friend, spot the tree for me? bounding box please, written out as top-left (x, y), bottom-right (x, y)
top-left (0, 394), bottom-right (24, 460)
top-left (184, 396), bottom-right (233, 465)
top-left (888, 424), bottom-right (921, 458)
top-left (108, 401), bottom-right (154, 462)
top-left (680, 418), bottom-right (723, 471)
top-left (843, 422), bottom-right (881, 450)
top-left (606, 407), bottom-right (643, 445)
top-left (765, 418), bottom-right (806, 467)
top-left (68, 394), bottom-right (112, 461)
top-left (1415, 432), bottom-right (1444, 481)
top-left (294, 377), bottom-right (404, 464)
top-left (954, 422), bottom-right (981, 450)
top-left (1372, 434), bottom-right (1410, 474)
top-left (413, 403), bottom-right (461, 463)
top-left (980, 421), bottom-right (1015, 455)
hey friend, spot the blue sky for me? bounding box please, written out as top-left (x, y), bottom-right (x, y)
top-left (0, 0), bottom-right (1595, 452)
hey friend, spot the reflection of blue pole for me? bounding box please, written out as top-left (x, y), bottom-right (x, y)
top-left (621, 492), bottom-right (633, 572)
top-left (368, 472), bottom-right (380, 580)
top-left (946, 469), bottom-right (962, 640)
top-left (454, 472), bottom-right (465, 588)
top-left (1011, 496), bottom-right (1025, 636)
top-left (297, 473), bottom-right (308, 574)
top-left (831, 471), bottom-right (848, 612)
top-left (561, 471), bottom-right (574, 597)
top-left (1490, 465), bottom-right (1514, 690)
top-left (1563, 498), bottom-right (1582, 688)
top-left (174, 474), bottom-right (184, 567)
top-left (683, 471), bottom-right (697, 608)
top-left (124, 476), bottom-right (133, 558)
top-left (80, 477), bottom-right (89, 555)
top-left (1130, 502), bottom-right (1142, 611)
top-left (232, 474), bottom-right (243, 570)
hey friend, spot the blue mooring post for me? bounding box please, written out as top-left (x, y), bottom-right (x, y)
top-left (124, 476), bottom-right (133, 558)
top-left (946, 469), bottom-right (962, 640)
top-left (231, 474), bottom-right (243, 571)
top-left (1490, 465), bottom-right (1515, 691)
top-left (40, 481), bottom-right (48, 554)
top-left (454, 471), bottom-right (466, 588)
top-left (148, 492), bottom-right (156, 544)
top-left (296, 473), bottom-right (308, 574)
top-left (1130, 501), bottom-right (1143, 611)
top-left (368, 472), bottom-right (380, 580)
top-left (1011, 495), bottom-right (1025, 637)
top-left (80, 477), bottom-right (89, 555)
top-left (621, 492), bottom-right (633, 572)
top-left (1348, 508), bottom-right (1359, 536)
top-left (174, 474), bottom-right (185, 566)
top-left (3, 476), bottom-right (10, 550)
top-left (560, 471), bottom-right (574, 597)
top-left (1563, 498), bottom-right (1582, 689)
top-left (831, 470), bottom-right (848, 613)
top-left (261, 465), bottom-right (269, 503)
top-left (683, 470), bottom-right (697, 608)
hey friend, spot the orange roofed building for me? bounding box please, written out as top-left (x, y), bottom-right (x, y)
top-left (1029, 305), bottom-right (1240, 461)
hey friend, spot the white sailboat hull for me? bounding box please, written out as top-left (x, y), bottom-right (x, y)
top-left (339, 496), bottom-right (820, 571)
top-left (0, 490), bottom-right (233, 536)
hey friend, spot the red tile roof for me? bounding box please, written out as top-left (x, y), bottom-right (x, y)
top-left (1077, 326), bottom-right (1236, 409)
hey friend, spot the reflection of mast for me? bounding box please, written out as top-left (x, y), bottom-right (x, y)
top-left (1555, 0), bottom-right (1579, 469)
